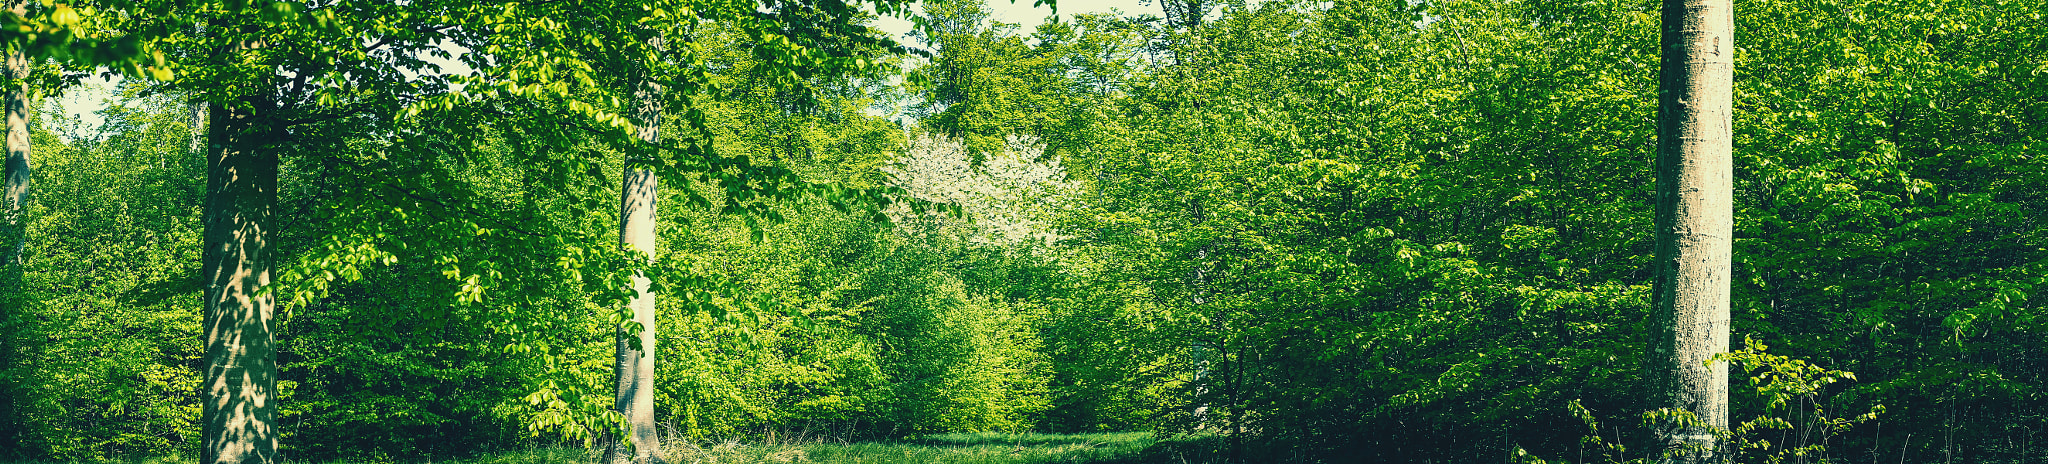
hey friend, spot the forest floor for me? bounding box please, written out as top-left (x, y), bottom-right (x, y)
top-left (542, 432), bottom-right (1221, 464)
top-left (5, 432), bottom-right (1227, 464)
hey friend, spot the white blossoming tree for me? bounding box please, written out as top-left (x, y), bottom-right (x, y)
top-left (884, 134), bottom-right (1076, 248)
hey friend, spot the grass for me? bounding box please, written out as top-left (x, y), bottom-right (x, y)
top-left (2, 432), bottom-right (1227, 464)
top-left (0, 448), bottom-right (596, 464)
top-left (663, 431), bottom-right (1170, 464)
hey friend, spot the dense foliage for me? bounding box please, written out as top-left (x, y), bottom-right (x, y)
top-left (1, 0), bottom-right (2043, 462)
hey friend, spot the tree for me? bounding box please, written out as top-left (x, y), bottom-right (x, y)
top-left (141, 1), bottom-right (915, 461)
top-left (43, 96), bottom-right (208, 460)
top-left (198, 91), bottom-right (284, 464)
top-left (2, 0), bottom-right (27, 267)
top-left (161, 3), bottom-right (582, 461)
top-left (1647, 0), bottom-right (1734, 459)
top-left (606, 36), bottom-right (664, 464)
top-left (0, 1), bottom-right (27, 453)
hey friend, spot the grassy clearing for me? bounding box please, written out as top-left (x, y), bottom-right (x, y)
top-left (664, 431), bottom-right (1175, 464)
top-left (0, 448), bottom-right (597, 464)
top-left (2, 432), bottom-right (1225, 464)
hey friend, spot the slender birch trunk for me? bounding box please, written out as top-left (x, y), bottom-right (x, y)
top-left (1649, 0), bottom-right (1733, 459)
top-left (606, 43), bottom-right (664, 464)
top-left (200, 97), bottom-right (280, 464)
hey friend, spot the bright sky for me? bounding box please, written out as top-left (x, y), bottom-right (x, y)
top-left (52, 75), bottom-right (116, 140)
top-left (873, 0), bottom-right (1157, 41)
top-left (54, 0), bottom-right (1158, 137)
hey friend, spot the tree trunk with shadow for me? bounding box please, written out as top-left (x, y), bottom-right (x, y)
top-left (200, 96), bottom-right (280, 464)
top-left (606, 46), bottom-right (664, 464)
top-left (0, 0), bottom-right (33, 451)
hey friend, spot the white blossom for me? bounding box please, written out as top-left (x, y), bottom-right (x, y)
top-left (883, 134), bottom-right (1076, 247)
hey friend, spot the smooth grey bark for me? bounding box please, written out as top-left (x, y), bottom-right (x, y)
top-left (2, 0), bottom-right (29, 268)
top-left (200, 97), bottom-right (280, 464)
top-left (605, 59), bottom-right (663, 464)
top-left (0, 0), bottom-right (30, 452)
top-left (1649, 0), bottom-right (1734, 459)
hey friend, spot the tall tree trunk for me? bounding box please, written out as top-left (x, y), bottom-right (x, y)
top-left (2, 0), bottom-right (28, 267)
top-left (605, 56), bottom-right (664, 464)
top-left (1649, 0), bottom-right (1733, 459)
top-left (0, 0), bottom-right (31, 452)
top-left (200, 97), bottom-right (280, 464)
top-left (1187, 197), bottom-right (1211, 426)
